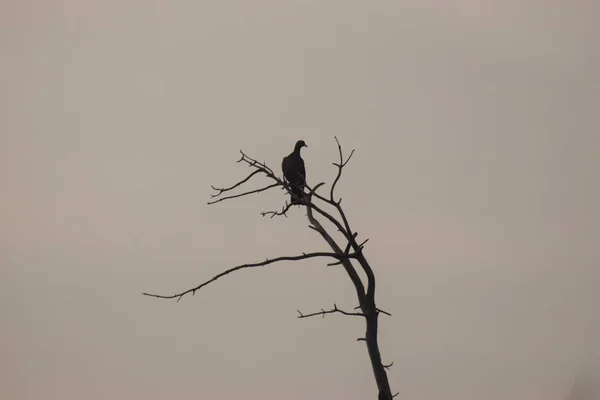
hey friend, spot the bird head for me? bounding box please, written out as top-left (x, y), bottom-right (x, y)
top-left (294, 140), bottom-right (307, 152)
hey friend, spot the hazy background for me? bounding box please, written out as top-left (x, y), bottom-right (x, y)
top-left (1, 1), bottom-right (599, 399)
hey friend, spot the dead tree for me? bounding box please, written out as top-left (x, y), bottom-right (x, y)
top-left (143, 137), bottom-right (396, 400)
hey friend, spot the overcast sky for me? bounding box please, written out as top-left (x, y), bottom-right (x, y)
top-left (1, 1), bottom-right (599, 399)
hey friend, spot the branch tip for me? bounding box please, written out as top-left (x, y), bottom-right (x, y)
top-left (377, 308), bottom-right (392, 317)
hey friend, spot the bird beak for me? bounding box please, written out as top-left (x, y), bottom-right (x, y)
top-left (303, 143), bottom-right (308, 148)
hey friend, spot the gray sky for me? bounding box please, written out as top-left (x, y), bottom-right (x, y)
top-left (1, 1), bottom-right (599, 399)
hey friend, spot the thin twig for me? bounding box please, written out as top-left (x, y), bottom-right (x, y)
top-left (297, 303), bottom-right (365, 319)
top-left (239, 152), bottom-right (276, 180)
top-left (207, 183), bottom-right (279, 204)
top-left (210, 169), bottom-right (263, 197)
top-left (261, 201), bottom-right (293, 218)
top-left (143, 252), bottom-right (359, 302)
top-left (330, 136), bottom-right (355, 202)
top-left (377, 308), bottom-right (392, 317)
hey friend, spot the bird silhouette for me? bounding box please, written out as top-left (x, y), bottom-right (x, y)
top-left (281, 140), bottom-right (307, 204)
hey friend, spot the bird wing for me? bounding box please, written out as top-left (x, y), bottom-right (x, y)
top-left (282, 153), bottom-right (306, 185)
top-left (281, 155), bottom-right (290, 181)
top-left (296, 157), bottom-right (306, 183)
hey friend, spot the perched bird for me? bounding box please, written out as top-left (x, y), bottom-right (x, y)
top-left (281, 140), bottom-right (307, 204)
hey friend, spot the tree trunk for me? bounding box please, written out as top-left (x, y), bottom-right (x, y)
top-left (364, 304), bottom-right (392, 400)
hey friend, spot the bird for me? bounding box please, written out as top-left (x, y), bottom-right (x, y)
top-left (281, 140), bottom-right (307, 205)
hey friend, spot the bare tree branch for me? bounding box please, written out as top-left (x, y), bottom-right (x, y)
top-left (307, 201), bottom-right (351, 239)
top-left (260, 201), bottom-right (293, 218)
top-left (261, 182), bottom-right (326, 218)
top-left (143, 251), bottom-right (359, 302)
top-left (330, 135), bottom-right (355, 202)
top-left (207, 183), bottom-right (279, 204)
top-left (238, 151), bottom-right (276, 180)
top-left (209, 169), bottom-right (264, 197)
top-left (327, 232), bottom-right (358, 266)
top-left (305, 202), bottom-right (366, 307)
top-left (297, 303), bottom-right (365, 319)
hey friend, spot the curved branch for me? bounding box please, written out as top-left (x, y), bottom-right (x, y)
top-left (142, 251), bottom-right (359, 302)
top-left (330, 136), bottom-right (355, 202)
top-left (305, 202), bottom-right (366, 307)
top-left (320, 139), bottom-right (377, 301)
